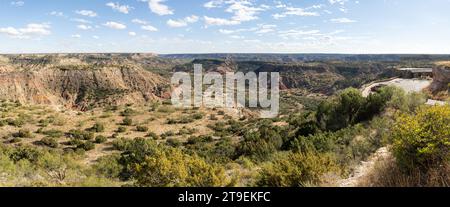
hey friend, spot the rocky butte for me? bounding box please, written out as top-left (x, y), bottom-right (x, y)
top-left (429, 61), bottom-right (450, 94)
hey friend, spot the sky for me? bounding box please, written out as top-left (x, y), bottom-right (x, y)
top-left (1, 0), bottom-right (450, 54)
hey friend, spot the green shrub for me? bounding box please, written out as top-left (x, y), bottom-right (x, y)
top-left (192, 113), bottom-right (203, 120)
top-left (95, 135), bottom-right (108, 144)
top-left (122, 118), bottom-right (133, 126)
top-left (67, 139), bottom-right (83, 146)
top-left (316, 87), bottom-right (394, 131)
top-left (149, 102), bottom-right (160, 112)
top-left (186, 135), bottom-right (214, 145)
top-left (0, 119), bottom-right (7, 127)
top-left (256, 151), bottom-right (339, 187)
top-left (167, 116), bottom-right (195, 124)
top-left (235, 123), bottom-right (283, 161)
top-left (110, 133), bottom-right (119, 139)
top-left (9, 146), bottom-right (42, 163)
top-left (9, 138), bottom-right (21, 144)
top-left (392, 105), bottom-right (450, 172)
top-left (177, 127), bottom-right (197, 136)
top-left (210, 114), bottom-right (218, 120)
top-left (7, 118), bottom-right (25, 127)
top-left (41, 129), bottom-right (64, 138)
top-left (67, 129), bottom-right (94, 140)
top-left (38, 119), bottom-right (50, 127)
top-left (89, 122), bottom-right (105, 133)
top-left (112, 138), bottom-right (130, 151)
top-left (166, 138), bottom-right (182, 147)
top-left (161, 131), bottom-right (175, 139)
top-left (41, 137), bottom-right (59, 148)
top-left (136, 126), bottom-right (149, 132)
top-left (117, 126), bottom-right (127, 133)
top-left (78, 141), bottom-right (95, 151)
top-left (120, 108), bottom-right (136, 116)
top-left (12, 129), bottom-right (33, 138)
top-left (93, 154), bottom-right (122, 179)
top-left (157, 106), bottom-right (175, 113)
top-left (145, 132), bottom-right (159, 140)
top-left (132, 146), bottom-right (228, 187)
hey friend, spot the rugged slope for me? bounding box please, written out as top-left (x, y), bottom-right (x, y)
top-left (429, 62), bottom-right (450, 94)
top-left (0, 54), bottom-right (170, 110)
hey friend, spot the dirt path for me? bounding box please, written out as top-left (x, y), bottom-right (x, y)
top-left (339, 147), bottom-right (390, 187)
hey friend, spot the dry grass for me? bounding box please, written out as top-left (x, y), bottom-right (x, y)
top-left (358, 155), bottom-right (450, 187)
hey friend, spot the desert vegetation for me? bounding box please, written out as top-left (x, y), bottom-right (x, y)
top-left (0, 54), bottom-right (449, 187)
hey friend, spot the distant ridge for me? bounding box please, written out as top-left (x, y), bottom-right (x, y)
top-left (161, 53), bottom-right (450, 62)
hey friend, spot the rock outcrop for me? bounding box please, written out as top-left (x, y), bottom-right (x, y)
top-left (429, 62), bottom-right (450, 94)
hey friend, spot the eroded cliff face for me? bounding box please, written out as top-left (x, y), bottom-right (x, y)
top-left (429, 64), bottom-right (450, 93)
top-left (0, 54), bottom-right (170, 110)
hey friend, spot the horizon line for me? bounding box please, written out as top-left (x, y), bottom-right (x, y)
top-left (2, 52), bottom-right (450, 56)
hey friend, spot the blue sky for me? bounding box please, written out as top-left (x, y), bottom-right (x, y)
top-left (1, 0), bottom-right (450, 54)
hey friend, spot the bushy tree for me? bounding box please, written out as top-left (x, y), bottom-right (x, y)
top-left (316, 88), bottom-right (365, 131)
top-left (316, 87), bottom-right (395, 131)
top-left (235, 123), bottom-right (283, 161)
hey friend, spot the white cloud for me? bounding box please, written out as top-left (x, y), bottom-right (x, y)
top-left (49, 11), bottom-right (64, 17)
top-left (71, 34), bottom-right (81, 38)
top-left (103, 22), bottom-right (127, 29)
top-left (275, 1), bottom-right (287, 8)
top-left (128, 32), bottom-right (137, 36)
top-left (77, 24), bottom-right (92, 30)
top-left (106, 2), bottom-right (133, 14)
top-left (71, 18), bottom-right (92, 24)
top-left (339, 7), bottom-right (348, 13)
top-left (329, 0), bottom-right (348, 5)
top-left (230, 35), bottom-right (244, 39)
top-left (217, 24), bottom-right (276, 36)
top-left (255, 24), bottom-right (277, 34)
top-left (330, 18), bottom-right (356, 23)
top-left (204, 0), bottom-right (223, 9)
top-left (75, 10), bottom-right (97, 17)
top-left (167, 15), bottom-right (199, 27)
top-left (167, 19), bottom-right (187, 28)
top-left (273, 7), bottom-right (320, 19)
top-left (148, 0), bottom-right (173, 16)
top-left (278, 29), bottom-right (321, 39)
top-left (219, 29), bottom-right (235, 34)
top-left (132, 19), bottom-right (148, 25)
top-left (185, 15), bottom-right (199, 23)
top-left (0, 23), bottom-right (51, 39)
top-left (204, 16), bottom-right (240, 26)
top-left (203, 0), bottom-right (267, 26)
top-left (132, 17), bottom-right (158, 31)
top-left (141, 25), bottom-right (158, 32)
top-left (92, 35), bottom-right (100, 39)
top-left (10, 1), bottom-right (24, 7)
top-left (226, 0), bottom-right (265, 22)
